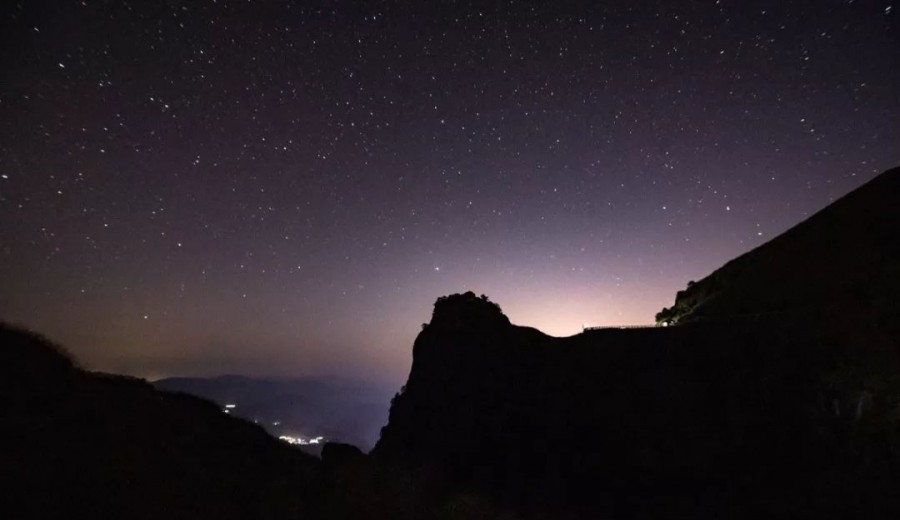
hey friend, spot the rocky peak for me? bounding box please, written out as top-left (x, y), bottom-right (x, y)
top-left (427, 291), bottom-right (510, 333)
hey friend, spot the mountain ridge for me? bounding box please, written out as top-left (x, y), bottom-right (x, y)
top-left (656, 166), bottom-right (900, 327)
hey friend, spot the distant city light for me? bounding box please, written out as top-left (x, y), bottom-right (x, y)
top-left (278, 435), bottom-right (325, 446)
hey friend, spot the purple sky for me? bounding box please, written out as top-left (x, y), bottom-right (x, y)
top-left (1, 1), bottom-right (898, 385)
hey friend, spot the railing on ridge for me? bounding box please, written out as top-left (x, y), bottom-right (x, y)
top-left (581, 324), bottom-right (658, 331)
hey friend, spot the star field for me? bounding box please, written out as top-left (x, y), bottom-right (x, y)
top-left (1, 1), bottom-right (898, 384)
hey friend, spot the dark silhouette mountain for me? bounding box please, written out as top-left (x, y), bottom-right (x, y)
top-left (372, 297), bottom-right (900, 519)
top-left (656, 166), bottom-right (900, 330)
top-left (372, 167), bottom-right (900, 519)
top-left (154, 374), bottom-right (394, 451)
top-left (0, 324), bottom-right (319, 520)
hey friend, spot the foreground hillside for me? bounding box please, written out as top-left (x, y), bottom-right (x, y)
top-left (656, 166), bottom-right (900, 328)
top-left (0, 325), bottom-right (319, 520)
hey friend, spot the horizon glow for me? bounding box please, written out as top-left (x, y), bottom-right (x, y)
top-left (1, 1), bottom-right (898, 387)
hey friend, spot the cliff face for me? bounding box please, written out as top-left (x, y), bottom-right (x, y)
top-left (374, 167), bottom-right (900, 519)
top-left (375, 292), bottom-right (544, 466)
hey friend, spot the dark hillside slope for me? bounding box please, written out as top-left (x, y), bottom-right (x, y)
top-left (374, 293), bottom-right (900, 519)
top-left (0, 324), bottom-right (318, 520)
top-left (656, 167), bottom-right (900, 329)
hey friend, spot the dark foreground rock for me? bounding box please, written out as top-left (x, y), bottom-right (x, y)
top-left (374, 294), bottom-right (899, 518)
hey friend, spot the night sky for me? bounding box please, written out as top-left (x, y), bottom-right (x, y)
top-left (1, 1), bottom-right (897, 384)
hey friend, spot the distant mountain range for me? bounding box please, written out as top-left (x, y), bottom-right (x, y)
top-left (154, 375), bottom-right (395, 452)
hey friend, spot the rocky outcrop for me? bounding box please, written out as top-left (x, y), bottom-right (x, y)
top-left (374, 294), bottom-right (900, 519)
